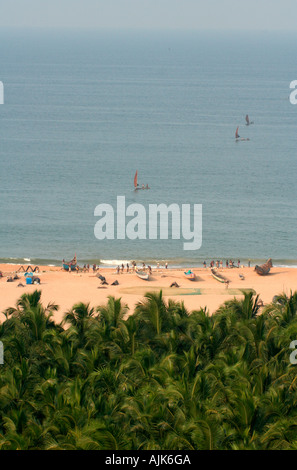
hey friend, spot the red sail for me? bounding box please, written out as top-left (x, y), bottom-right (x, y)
top-left (235, 127), bottom-right (239, 138)
top-left (134, 170), bottom-right (138, 188)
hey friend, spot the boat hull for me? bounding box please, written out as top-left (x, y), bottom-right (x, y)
top-left (254, 259), bottom-right (272, 276)
top-left (184, 272), bottom-right (195, 281)
top-left (211, 268), bottom-right (227, 283)
top-left (136, 270), bottom-right (149, 281)
top-left (63, 264), bottom-right (77, 271)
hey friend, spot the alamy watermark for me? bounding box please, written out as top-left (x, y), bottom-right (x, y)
top-left (94, 196), bottom-right (202, 251)
top-left (0, 81), bottom-right (3, 104)
top-left (0, 341), bottom-right (3, 365)
top-left (290, 81), bottom-right (297, 105)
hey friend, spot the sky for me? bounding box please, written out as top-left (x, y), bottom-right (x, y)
top-left (1, 0), bottom-right (297, 31)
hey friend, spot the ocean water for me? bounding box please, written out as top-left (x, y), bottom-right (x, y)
top-left (0, 30), bottom-right (296, 267)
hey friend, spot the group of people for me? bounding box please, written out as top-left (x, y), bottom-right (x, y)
top-left (203, 259), bottom-right (243, 269)
top-left (115, 261), bottom-right (168, 275)
top-left (82, 264), bottom-right (99, 273)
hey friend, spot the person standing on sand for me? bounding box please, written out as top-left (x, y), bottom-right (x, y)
top-left (165, 262), bottom-right (168, 269)
top-left (238, 259), bottom-right (240, 268)
top-left (203, 261), bottom-right (206, 268)
top-left (226, 260), bottom-right (229, 268)
top-left (248, 259), bottom-right (251, 268)
top-left (117, 266), bottom-right (120, 274)
top-left (220, 260), bottom-right (223, 269)
top-left (121, 264), bottom-right (124, 273)
top-left (127, 263), bottom-right (129, 273)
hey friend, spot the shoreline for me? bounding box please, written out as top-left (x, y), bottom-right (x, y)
top-left (2, 260), bottom-right (297, 269)
top-left (1, 262), bottom-right (296, 323)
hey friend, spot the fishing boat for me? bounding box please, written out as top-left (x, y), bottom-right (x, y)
top-left (254, 259), bottom-right (272, 276)
top-left (134, 170), bottom-right (150, 190)
top-left (63, 255), bottom-right (77, 271)
top-left (135, 270), bottom-right (149, 281)
top-left (235, 126), bottom-right (250, 141)
top-left (211, 268), bottom-right (228, 284)
top-left (184, 270), bottom-right (195, 281)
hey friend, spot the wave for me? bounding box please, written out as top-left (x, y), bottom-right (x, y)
top-left (1, 256), bottom-right (297, 269)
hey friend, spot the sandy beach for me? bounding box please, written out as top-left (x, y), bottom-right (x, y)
top-left (0, 263), bottom-right (296, 323)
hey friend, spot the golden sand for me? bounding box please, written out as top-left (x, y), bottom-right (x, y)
top-left (0, 264), bottom-right (296, 323)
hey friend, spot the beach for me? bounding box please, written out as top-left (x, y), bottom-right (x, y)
top-left (0, 263), bottom-right (296, 323)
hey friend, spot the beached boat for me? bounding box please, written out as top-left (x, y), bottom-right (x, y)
top-left (254, 259), bottom-right (272, 276)
top-left (135, 270), bottom-right (149, 281)
top-left (63, 255), bottom-right (77, 271)
top-left (184, 270), bottom-right (195, 281)
top-left (211, 268), bottom-right (228, 284)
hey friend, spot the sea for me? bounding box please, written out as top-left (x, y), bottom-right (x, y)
top-left (0, 29), bottom-right (296, 268)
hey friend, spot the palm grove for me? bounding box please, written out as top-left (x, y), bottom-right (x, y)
top-left (1, 289), bottom-right (297, 450)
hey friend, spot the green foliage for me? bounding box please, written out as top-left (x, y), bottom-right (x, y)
top-left (1, 290), bottom-right (297, 449)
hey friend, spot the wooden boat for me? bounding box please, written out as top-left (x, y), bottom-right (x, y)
top-left (63, 255), bottom-right (77, 271)
top-left (136, 270), bottom-right (149, 281)
top-left (184, 270), bottom-right (195, 281)
top-left (254, 259), bottom-right (272, 276)
top-left (211, 268), bottom-right (228, 284)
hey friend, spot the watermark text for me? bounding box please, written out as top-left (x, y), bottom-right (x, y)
top-left (94, 196), bottom-right (202, 251)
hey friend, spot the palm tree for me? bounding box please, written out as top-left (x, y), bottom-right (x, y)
top-left (63, 302), bottom-right (96, 346)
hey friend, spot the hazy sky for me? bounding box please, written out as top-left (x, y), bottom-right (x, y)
top-left (1, 0), bottom-right (297, 31)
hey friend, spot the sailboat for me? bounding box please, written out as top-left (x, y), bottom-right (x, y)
top-left (134, 170), bottom-right (150, 190)
top-left (245, 114), bottom-right (254, 126)
top-left (134, 170), bottom-right (141, 190)
top-left (235, 126), bottom-right (249, 142)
